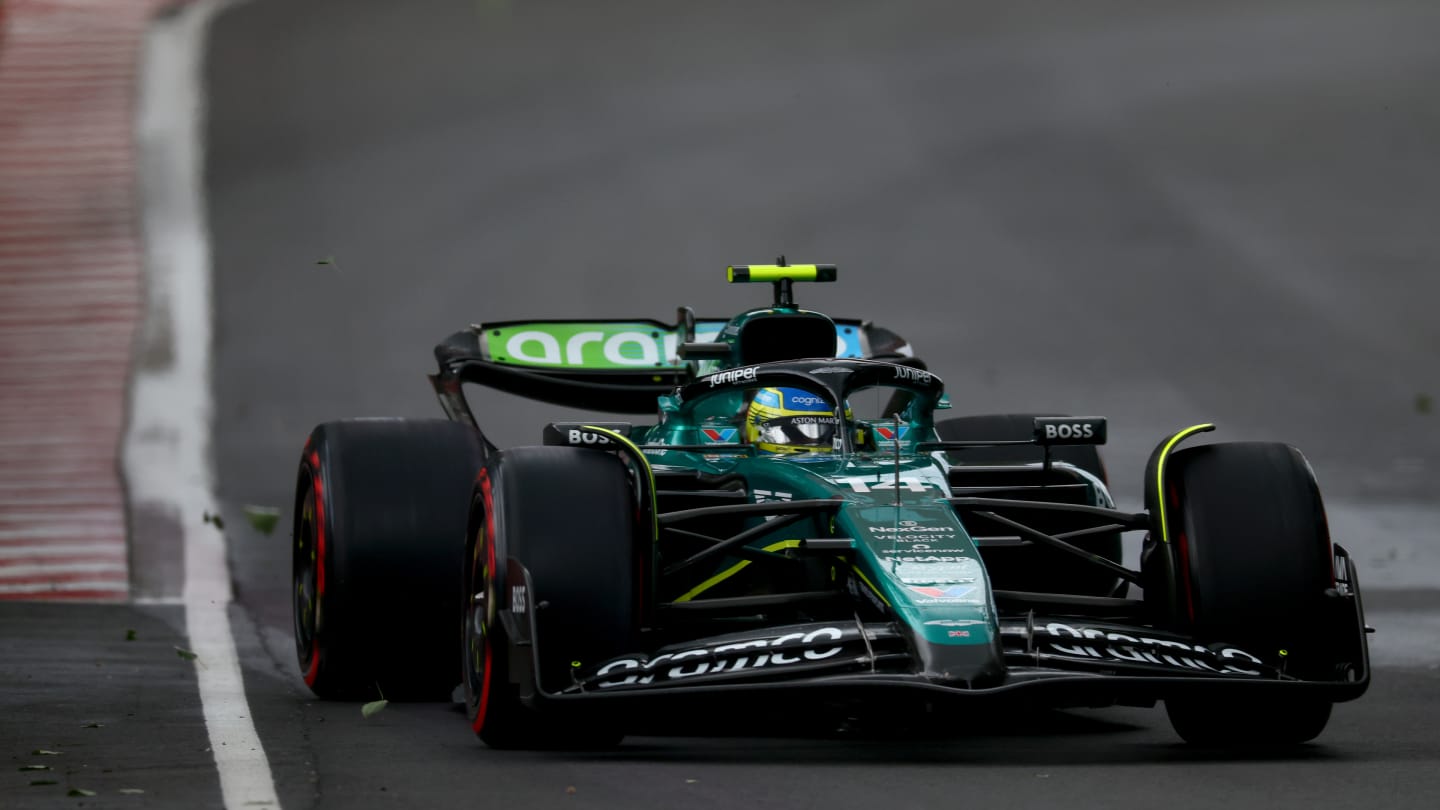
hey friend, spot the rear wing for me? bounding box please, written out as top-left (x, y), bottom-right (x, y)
top-left (430, 315), bottom-right (916, 417)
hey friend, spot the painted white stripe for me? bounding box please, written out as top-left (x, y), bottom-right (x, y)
top-left (0, 257), bottom-right (139, 272)
top-left (0, 479), bottom-right (125, 489)
top-left (0, 426), bottom-right (124, 436)
top-left (0, 377), bottom-right (131, 392)
top-left (0, 165), bottom-right (136, 180)
top-left (0, 235), bottom-right (134, 250)
top-left (0, 359), bottom-right (130, 369)
top-left (128, 3), bottom-right (281, 807)
top-left (0, 418), bottom-right (129, 429)
top-left (0, 543), bottom-right (125, 559)
top-left (0, 435), bottom-right (130, 449)
top-left (0, 204), bottom-right (135, 220)
top-left (0, 363), bottom-right (136, 377)
top-left (0, 580), bottom-right (127, 595)
top-left (0, 512), bottom-right (124, 524)
top-left (0, 467), bottom-right (125, 481)
top-left (0, 526), bottom-right (121, 541)
top-left (0, 35), bottom-right (139, 48)
top-left (0, 542), bottom-right (125, 554)
top-left (0, 497), bottom-right (123, 508)
top-left (0, 134), bottom-right (137, 149)
top-left (0, 561), bottom-right (128, 579)
top-left (0, 278), bottom-right (137, 292)
top-left (0, 443), bottom-right (124, 454)
top-left (0, 65), bottom-right (134, 80)
top-left (0, 33), bottom-right (142, 46)
top-left (0, 159), bottom-right (134, 172)
top-left (0, 153), bottom-right (134, 167)
top-left (0, 50), bottom-right (135, 65)
top-left (0, 323), bottom-right (134, 337)
top-left (0, 407), bottom-right (131, 418)
top-left (0, 133), bottom-right (128, 145)
top-left (0, 297), bottom-right (143, 315)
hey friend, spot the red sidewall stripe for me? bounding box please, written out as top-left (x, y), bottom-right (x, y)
top-left (302, 452), bottom-right (325, 687)
top-left (471, 468), bottom-right (494, 734)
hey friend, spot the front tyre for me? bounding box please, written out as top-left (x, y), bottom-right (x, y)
top-left (464, 447), bottom-right (638, 749)
top-left (1165, 696), bottom-right (1332, 747)
top-left (1152, 442), bottom-right (1337, 746)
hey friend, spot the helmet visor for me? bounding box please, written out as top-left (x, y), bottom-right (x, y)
top-left (754, 415), bottom-right (839, 449)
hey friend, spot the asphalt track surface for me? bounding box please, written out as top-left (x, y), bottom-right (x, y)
top-left (9, 0), bottom-right (1440, 808)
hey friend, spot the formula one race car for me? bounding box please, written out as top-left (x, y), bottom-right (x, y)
top-left (291, 263), bottom-right (1370, 749)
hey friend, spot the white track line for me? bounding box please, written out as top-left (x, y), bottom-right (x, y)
top-left (127, 3), bottom-right (280, 808)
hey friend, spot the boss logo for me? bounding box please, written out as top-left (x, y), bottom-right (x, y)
top-left (544, 423), bottom-right (630, 447)
top-left (568, 429), bottom-right (611, 445)
top-left (1033, 417), bottom-right (1107, 445)
top-left (1046, 423), bottom-right (1092, 439)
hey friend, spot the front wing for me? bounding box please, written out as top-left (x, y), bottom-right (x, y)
top-left (499, 556), bottom-right (1371, 715)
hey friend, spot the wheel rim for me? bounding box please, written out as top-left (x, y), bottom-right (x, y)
top-left (464, 501), bottom-right (496, 733)
top-left (294, 468), bottom-right (323, 685)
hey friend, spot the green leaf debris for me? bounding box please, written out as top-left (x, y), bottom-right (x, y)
top-left (243, 505), bottom-right (281, 535)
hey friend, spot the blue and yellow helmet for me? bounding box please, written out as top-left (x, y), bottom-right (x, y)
top-left (744, 387), bottom-right (845, 454)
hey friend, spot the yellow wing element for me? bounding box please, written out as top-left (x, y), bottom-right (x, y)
top-left (727, 264), bottom-right (837, 283)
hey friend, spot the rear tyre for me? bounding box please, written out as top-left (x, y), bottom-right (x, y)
top-left (1152, 441), bottom-right (1337, 746)
top-left (464, 447), bottom-right (637, 749)
top-left (293, 419), bottom-right (483, 700)
top-left (937, 414), bottom-right (1118, 595)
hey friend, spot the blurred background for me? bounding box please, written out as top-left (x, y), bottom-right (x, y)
top-left (206, 0), bottom-right (1439, 598)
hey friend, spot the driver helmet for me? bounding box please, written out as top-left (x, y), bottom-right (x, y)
top-left (744, 387), bottom-right (845, 454)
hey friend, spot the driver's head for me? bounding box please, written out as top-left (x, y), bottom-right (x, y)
top-left (744, 387), bottom-right (841, 454)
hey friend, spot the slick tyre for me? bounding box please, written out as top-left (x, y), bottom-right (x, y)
top-left (1165, 695), bottom-right (1332, 748)
top-left (293, 419), bottom-right (483, 701)
top-left (464, 446), bottom-right (637, 750)
top-left (1153, 442), bottom-right (1336, 746)
top-left (937, 414), bottom-right (1119, 595)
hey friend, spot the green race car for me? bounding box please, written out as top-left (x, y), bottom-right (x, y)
top-left (290, 264), bottom-right (1370, 749)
